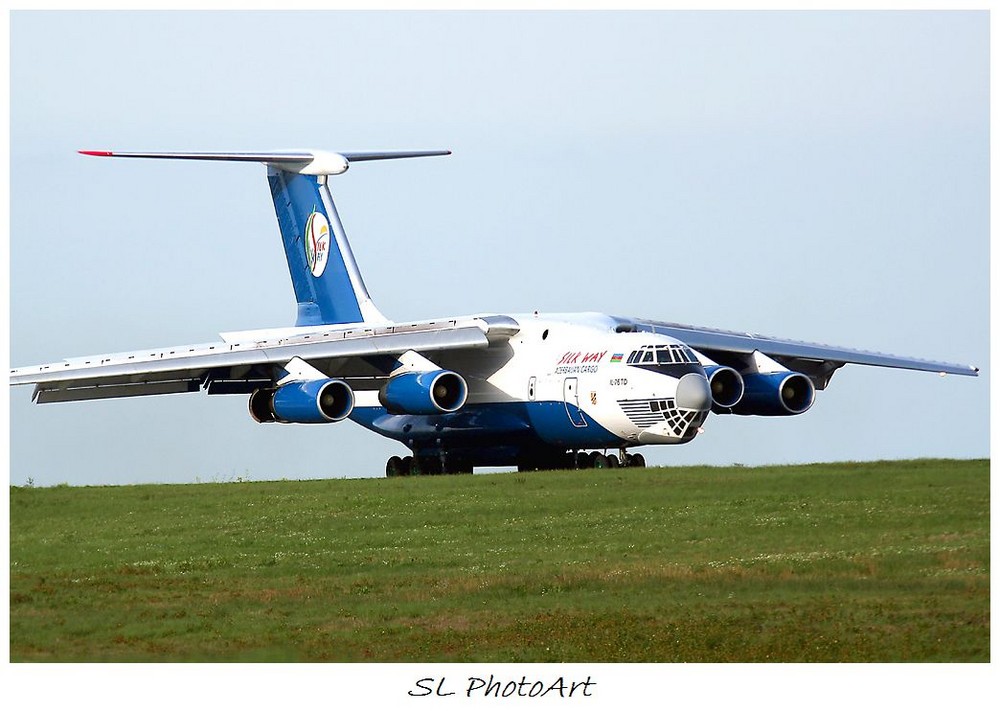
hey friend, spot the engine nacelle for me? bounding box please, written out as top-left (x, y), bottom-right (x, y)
top-left (379, 370), bottom-right (468, 415)
top-left (248, 379), bottom-right (354, 424)
top-left (732, 372), bottom-right (815, 416)
top-left (704, 365), bottom-right (745, 412)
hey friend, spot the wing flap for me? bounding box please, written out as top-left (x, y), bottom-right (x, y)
top-left (34, 379), bottom-right (201, 403)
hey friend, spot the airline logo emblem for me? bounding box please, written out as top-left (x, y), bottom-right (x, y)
top-left (555, 350), bottom-right (607, 375)
top-left (304, 211), bottom-right (331, 277)
top-left (557, 350), bottom-right (607, 365)
top-left (610, 353), bottom-right (623, 363)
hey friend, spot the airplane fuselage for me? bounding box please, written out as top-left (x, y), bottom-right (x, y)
top-left (349, 313), bottom-right (712, 468)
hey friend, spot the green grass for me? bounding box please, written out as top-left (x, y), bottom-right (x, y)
top-left (9, 459), bottom-right (989, 662)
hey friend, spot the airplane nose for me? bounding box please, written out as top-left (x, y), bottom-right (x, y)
top-left (675, 373), bottom-right (712, 411)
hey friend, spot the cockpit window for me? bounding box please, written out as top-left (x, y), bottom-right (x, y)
top-left (630, 344), bottom-right (699, 365)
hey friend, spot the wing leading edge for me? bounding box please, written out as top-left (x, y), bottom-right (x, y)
top-left (624, 318), bottom-right (978, 389)
top-left (11, 316), bottom-right (520, 404)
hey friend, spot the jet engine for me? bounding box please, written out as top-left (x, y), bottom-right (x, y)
top-left (732, 372), bottom-right (815, 416)
top-left (379, 370), bottom-right (468, 415)
top-left (249, 379), bottom-right (355, 424)
top-left (704, 365), bottom-right (745, 412)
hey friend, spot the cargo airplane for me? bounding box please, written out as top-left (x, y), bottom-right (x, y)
top-left (9, 150), bottom-right (980, 476)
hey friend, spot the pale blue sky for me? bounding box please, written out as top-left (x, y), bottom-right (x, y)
top-left (8, 10), bottom-right (989, 486)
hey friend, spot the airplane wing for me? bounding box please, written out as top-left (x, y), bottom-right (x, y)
top-left (624, 318), bottom-right (979, 389)
top-left (10, 316), bottom-right (519, 404)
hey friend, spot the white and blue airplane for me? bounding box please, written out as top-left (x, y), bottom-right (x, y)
top-left (9, 149), bottom-right (980, 476)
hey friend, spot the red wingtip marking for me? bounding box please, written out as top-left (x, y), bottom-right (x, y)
top-left (79, 150), bottom-right (113, 157)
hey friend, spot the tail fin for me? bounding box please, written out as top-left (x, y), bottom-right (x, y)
top-left (79, 149), bottom-right (451, 326)
top-left (267, 167), bottom-right (381, 326)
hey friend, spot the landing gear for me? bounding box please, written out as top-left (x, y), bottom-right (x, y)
top-left (386, 447), bottom-right (647, 477)
top-left (385, 453), bottom-right (473, 477)
top-left (624, 452), bottom-right (646, 468)
top-left (386, 456), bottom-right (406, 477)
top-left (386, 454), bottom-right (429, 476)
top-left (567, 449), bottom-right (646, 470)
top-left (387, 455), bottom-right (419, 476)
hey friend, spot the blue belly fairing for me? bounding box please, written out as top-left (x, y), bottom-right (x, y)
top-left (349, 400), bottom-right (625, 454)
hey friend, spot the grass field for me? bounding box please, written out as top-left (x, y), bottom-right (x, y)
top-left (9, 459), bottom-right (989, 662)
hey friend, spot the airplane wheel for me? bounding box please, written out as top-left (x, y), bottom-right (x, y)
top-left (577, 451), bottom-right (594, 469)
top-left (607, 454), bottom-right (619, 469)
top-left (386, 456), bottom-right (404, 478)
top-left (592, 453), bottom-right (609, 469)
top-left (402, 455), bottom-right (415, 476)
top-left (630, 453), bottom-right (646, 469)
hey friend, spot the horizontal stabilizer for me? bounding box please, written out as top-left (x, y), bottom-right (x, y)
top-left (79, 149), bottom-right (451, 176)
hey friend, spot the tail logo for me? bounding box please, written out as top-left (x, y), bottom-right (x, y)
top-left (304, 211), bottom-right (331, 277)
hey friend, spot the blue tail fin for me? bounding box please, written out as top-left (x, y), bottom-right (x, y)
top-left (267, 169), bottom-right (382, 326)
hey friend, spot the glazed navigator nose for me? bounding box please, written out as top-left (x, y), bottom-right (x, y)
top-left (675, 373), bottom-right (712, 411)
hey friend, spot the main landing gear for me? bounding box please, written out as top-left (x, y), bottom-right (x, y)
top-left (570, 449), bottom-right (646, 471)
top-left (385, 454), bottom-right (473, 477)
top-left (516, 448), bottom-right (646, 472)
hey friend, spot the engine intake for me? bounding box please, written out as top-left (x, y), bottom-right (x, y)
top-left (379, 370), bottom-right (468, 415)
top-left (704, 365), bottom-right (745, 411)
top-left (732, 372), bottom-right (815, 416)
top-left (249, 379), bottom-right (354, 424)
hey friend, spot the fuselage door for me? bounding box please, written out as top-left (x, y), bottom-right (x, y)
top-left (563, 377), bottom-right (588, 428)
top-left (528, 376), bottom-right (537, 401)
